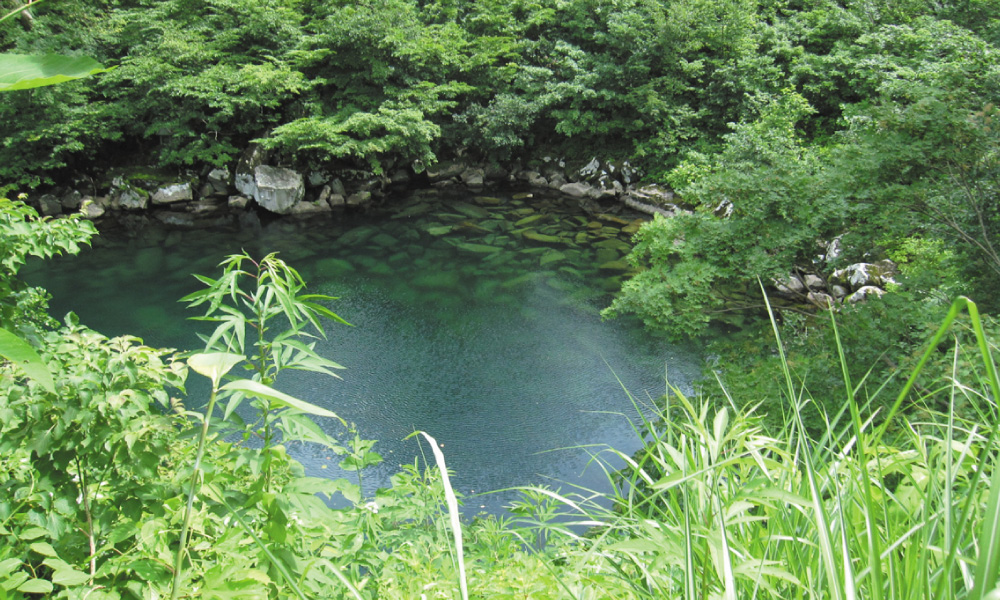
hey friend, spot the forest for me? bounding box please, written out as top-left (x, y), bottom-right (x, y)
top-left (2, 0), bottom-right (1000, 597)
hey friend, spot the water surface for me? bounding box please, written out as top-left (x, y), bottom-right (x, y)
top-left (24, 189), bottom-right (701, 514)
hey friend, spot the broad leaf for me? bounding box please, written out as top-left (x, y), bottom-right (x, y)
top-left (188, 352), bottom-right (244, 387)
top-left (17, 579), bottom-right (53, 594)
top-left (0, 328), bottom-right (55, 394)
top-left (0, 53), bottom-right (111, 92)
top-left (28, 542), bottom-right (58, 557)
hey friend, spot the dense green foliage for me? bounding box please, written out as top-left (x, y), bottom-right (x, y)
top-left (0, 0), bottom-right (984, 183)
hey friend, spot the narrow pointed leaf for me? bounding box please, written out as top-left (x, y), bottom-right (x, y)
top-left (221, 379), bottom-right (345, 423)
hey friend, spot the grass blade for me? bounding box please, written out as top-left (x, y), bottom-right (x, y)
top-left (409, 431), bottom-right (469, 600)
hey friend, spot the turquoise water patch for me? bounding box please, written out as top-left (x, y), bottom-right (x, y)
top-left (23, 189), bottom-right (701, 515)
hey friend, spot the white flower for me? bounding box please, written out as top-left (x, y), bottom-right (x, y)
top-left (363, 501), bottom-right (379, 514)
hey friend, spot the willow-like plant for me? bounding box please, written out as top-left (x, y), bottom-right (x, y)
top-left (181, 251), bottom-right (349, 486)
top-left (170, 252), bottom-right (353, 599)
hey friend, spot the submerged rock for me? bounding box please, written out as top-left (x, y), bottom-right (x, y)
top-left (411, 271), bottom-right (462, 289)
top-left (451, 202), bottom-right (490, 219)
top-left (315, 258), bottom-right (355, 277)
top-left (339, 225), bottom-right (378, 246)
top-left (424, 225), bottom-right (453, 236)
top-left (392, 202), bottom-right (433, 219)
top-left (522, 231), bottom-right (563, 244)
top-left (456, 242), bottom-right (503, 254)
top-left (514, 214), bottom-right (547, 227)
top-left (539, 250), bottom-right (566, 266)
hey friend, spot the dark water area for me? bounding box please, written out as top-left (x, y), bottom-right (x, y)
top-left (23, 189), bottom-right (701, 515)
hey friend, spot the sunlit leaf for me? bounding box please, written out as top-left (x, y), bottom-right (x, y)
top-left (0, 53), bottom-right (111, 91)
top-left (28, 542), bottom-right (58, 557)
top-left (17, 579), bottom-right (53, 594)
top-left (187, 352), bottom-right (245, 387)
top-left (0, 328), bottom-right (55, 394)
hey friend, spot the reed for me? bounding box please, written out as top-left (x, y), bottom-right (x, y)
top-left (510, 296), bottom-right (1000, 600)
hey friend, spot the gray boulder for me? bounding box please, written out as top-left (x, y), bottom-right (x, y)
top-left (152, 183), bottom-right (193, 205)
top-left (330, 178), bottom-right (347, 197)
top-left (560, 182), bottom-right (592, 198)
top-left (308, 170), bottom-right (329, 187)
top-left (243, 165), bottom-right (305, 214)
top-left (346, 190), bottom-right (371, 206)
top-left (61, 190), bottom-right (83, 211)
top-left (832, 261), bottom-right (898, 290)
top-left (235, 145), bottom-right (268, 197)
top-left (525, 171), bottom-right (548, 187)
top-left (207, 167), bottom-right (230, 194)
top-left (547, 172), bottom-right (568, 190)
top-left (81, 199), bottom-right (105, 220)
top-left (807, 291), bottom-right (836, 309)
top-left (116, 186), bottom-right (149, 210)
top-left (460, 167), bottom-right (485, 187)
top-left (803, 274), bottom-right (826, 290)
top-left (426, 161), bottom-right (465, 182)
top-left (289, 199), bottom-right (333, 216)
top-left (775, 274), bottom-right (806, 295)
top-left (38, 194), bottom-right (61, 216)
top-left (847, 286), bottom-right (887, 303)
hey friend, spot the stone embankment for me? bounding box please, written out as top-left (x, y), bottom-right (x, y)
top-left (30, 148), bottom-right (681, 228)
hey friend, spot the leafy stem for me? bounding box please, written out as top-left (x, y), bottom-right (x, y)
top-left (73, 456), bottom-right (97, 578)
top-left (170, 379), bottom-right (219, 600)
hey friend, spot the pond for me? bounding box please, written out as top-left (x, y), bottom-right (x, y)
top-left (24, 188), bottom-right (702, 515)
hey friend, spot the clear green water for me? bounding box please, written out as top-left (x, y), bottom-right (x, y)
top-left (24, 189), bottom-right (701, 514)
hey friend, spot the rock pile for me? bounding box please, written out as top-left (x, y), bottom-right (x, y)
top-left (773, 259), bottom-right (898, 308)
top-left (30, 148), bottom-right (683, 227)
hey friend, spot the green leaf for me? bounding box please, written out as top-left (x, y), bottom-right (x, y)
top-left (221, 379), bottom-right (345, 423)
top-left (42, 559), bottom-right (90, 586)
top-left (279, 413), bottom-right (342, 449)
top-left (0, 558), bottom-right (21, 577)
top-left (52, 567), bottom-right (90, 586)
top-left (16, 579), bottom-right (53, 594)
top-left (17, 527), bottom-right (49, 541)
top-left (188, 352), bottom-right (245, 387)
top-left (0, 328), bottom-right (56, 394)
top-left (0, 53), bottom-right (111, 92)
top-left (29, 542), bottom-right (58, 557)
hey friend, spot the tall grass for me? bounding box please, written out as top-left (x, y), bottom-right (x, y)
top-left (500, 296), bottom-right (1000, 599)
